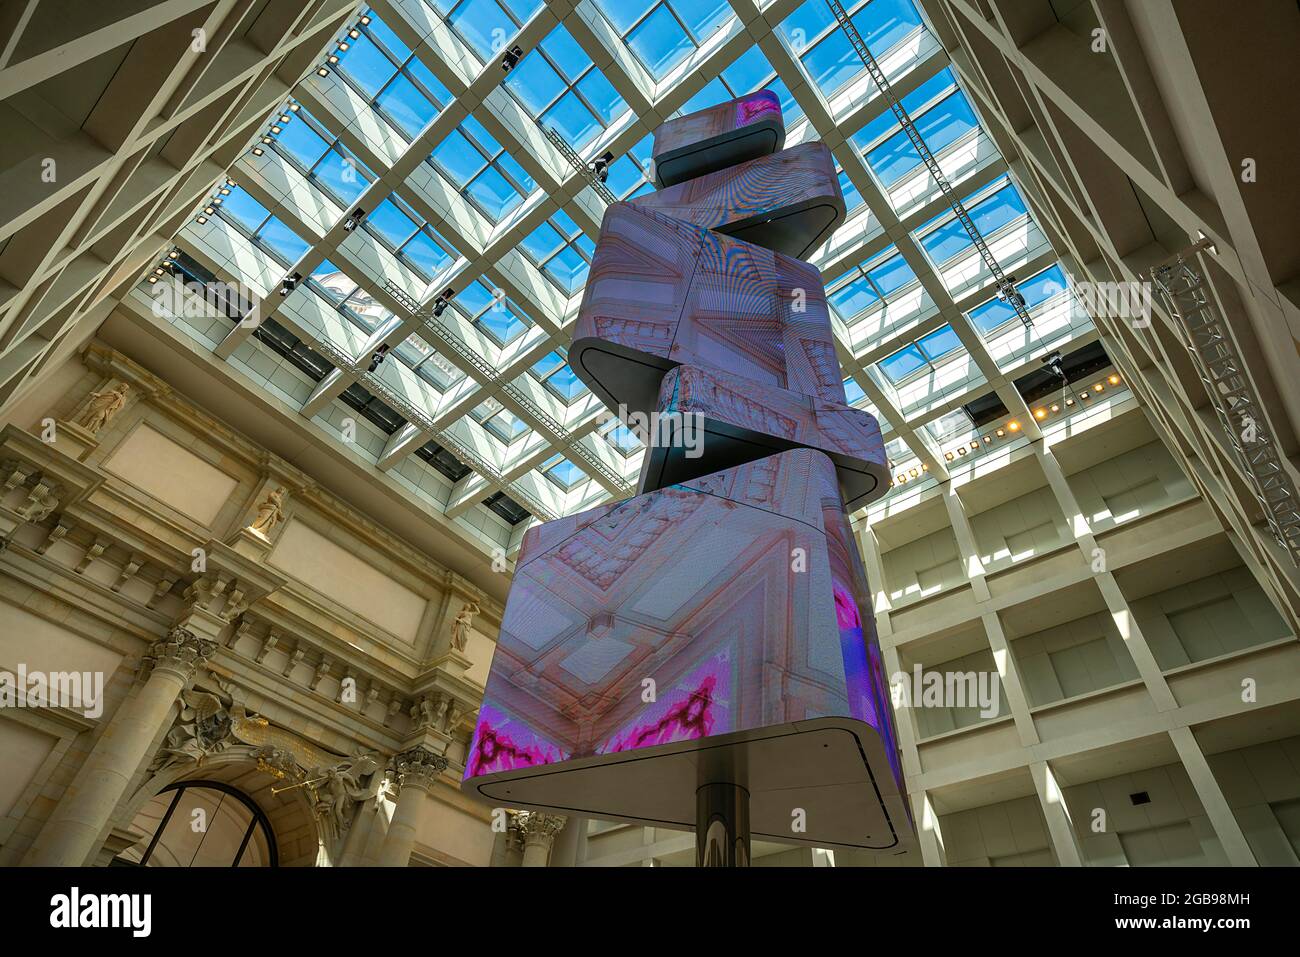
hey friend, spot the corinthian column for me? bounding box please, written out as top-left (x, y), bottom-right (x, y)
top-left (24, 628), bottom-right (217, 866)
top-left (376, 747), bottom-right (447, 867)
top-left (515, 811), bottom-right (566, 867)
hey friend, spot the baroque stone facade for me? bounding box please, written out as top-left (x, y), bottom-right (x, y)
top-left (0, 345), bottom-right (500, 867)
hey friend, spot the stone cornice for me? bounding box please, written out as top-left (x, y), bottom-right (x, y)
top-left (81, 341), bottom-right (501, 608)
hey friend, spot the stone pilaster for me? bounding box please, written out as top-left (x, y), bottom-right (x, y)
top-left (376, 747), bottom-right (448, 867)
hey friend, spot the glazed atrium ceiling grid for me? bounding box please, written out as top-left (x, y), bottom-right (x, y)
top-left (134, 0), bottom-right (1126, 557)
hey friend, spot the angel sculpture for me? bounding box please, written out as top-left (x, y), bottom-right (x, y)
top-left (310, 750), bottom-right (383, 837)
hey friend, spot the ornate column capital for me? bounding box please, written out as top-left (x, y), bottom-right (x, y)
top-left (513, 810), bottom-right (566, 845)
top-left (389, 746), bottom-right (449, 795)
top-left (143, 627), bottom-right (217, 682)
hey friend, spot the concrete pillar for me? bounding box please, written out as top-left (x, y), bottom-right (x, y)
top-left (24, 628), bottom-right (217, 866)
top-left (549, 814), bottom-right (587, 866)
top-left (881, 644), bottom-right (924, 780)
top-left (941, 484), bottom-right (991, 602)
top-left (1169, 727), bottom-right (1257, 866)
top-left (911, 790), bottom-right (947, 867)
top-left (516, 811), bottom-right (566, 866)
top-left (1030, 760), bottom-right (1085, 866)
top-left (377, 747), bottom-right (447, 867)
top-left (1036, 446), bottom-right (1177, 710)
top-left (853, 520), bottom-right (893, 625)
top-left (982, 612), bottom-right (1039, 746)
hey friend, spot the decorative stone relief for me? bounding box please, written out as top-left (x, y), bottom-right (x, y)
top-left (150, 671), bottom-right (264, 772)
top-left (390, 746), bottom-right (449, 793)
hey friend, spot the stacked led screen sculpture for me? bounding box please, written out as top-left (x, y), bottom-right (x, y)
top-left (463, 91), bottom-right (914, 865)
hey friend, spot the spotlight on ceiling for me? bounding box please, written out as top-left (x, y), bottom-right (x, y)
top-left (432, 287), bottom-right (455, 317)
top-left (589, 151), bottom-right (615, 182)
top-left (1040, 350), bottom-right (1067, 383)
top-left (366, 343), bottom-right (390, 374)
top-left (343, 207), bottom-right (367, 231)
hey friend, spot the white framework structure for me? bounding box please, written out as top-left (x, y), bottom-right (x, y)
top-left (1, 0), bottom-right (1298, 868)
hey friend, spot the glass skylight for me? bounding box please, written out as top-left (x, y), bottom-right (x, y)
top-left (214, 187), bottom-right (309, 266)
top-left (145, 0), bottom-right (1101, 533)
top-left (596, 1), bottom-right (732, 79)
top-left (335, 12), bottom-right (452, 140)
top-left (916, 177), bottom-right (1028, 265)
top-left (968, 264), bottom-right (1068, 335)
top-left (270, 104), bottom-right (375, 207)
top-left (828, 246), bottom-right (918, 322)
top-left (520, 210), bottom-right (595, 294)
top-left (363, 196), bottom-right (460, 281)
top-left (505, 25), bottom-right (629, 150)
top-left (396, 333), bottom-right (464, 391)
top-left (473, 397), bottom-right (530, 443)
top-left (307, 260), bottom-right (394, 334)
top-left (454, 279), bottom-right (531, 344)
top-left (779, 0), bottom-right (925, 96)
top-left (436, 0), bottom-right (544, 63)
top-left (430, 115), bottom-right (536, 221)
top-left (878, 324), bottom-right (963, 383)
top-left (542, 454), bottom-right (589, 489)
top-left (854, 70), bottom-right (979, 189)
top-left (531, 349), bottom-right (587, 402)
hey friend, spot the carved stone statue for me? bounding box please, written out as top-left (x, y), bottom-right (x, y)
top-left (151, 678), bottom-right (267, 773)
top-left (74, 383), bottom-right (130, 434)
top-left (248, 487), bottom-right (286, 536)
top-left (14, 483), bottom-right (58, 522)
top-left (449, 601), bottom-right (479, 652)
top-left (309, 750), bottom-right (382, 839)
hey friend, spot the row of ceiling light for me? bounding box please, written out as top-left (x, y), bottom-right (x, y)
top-left (317, 15), bottom-right (370, 78)
top-left (891, 373), bottom-right (1123, 486)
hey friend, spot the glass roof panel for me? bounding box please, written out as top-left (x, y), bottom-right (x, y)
top-left (147, 0), bottom-right (1097, 531)
top-left (628, 5), bottom-right (694, 78)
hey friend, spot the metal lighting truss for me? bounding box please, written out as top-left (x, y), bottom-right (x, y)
top-left (384, 283), bottom-right (633, 498)
top-left (829, 0), bottom-right (1032, 327)
top-left (1152, 245), bottom-right (1300, 565)
top-left (543, 127), bottom-right (619, 206)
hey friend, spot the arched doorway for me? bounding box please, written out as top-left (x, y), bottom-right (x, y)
top-left (114, 781), bottom-right (277, 867)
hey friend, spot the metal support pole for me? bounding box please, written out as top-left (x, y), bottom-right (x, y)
top-left (696, 783), bottom-right (751, 867)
